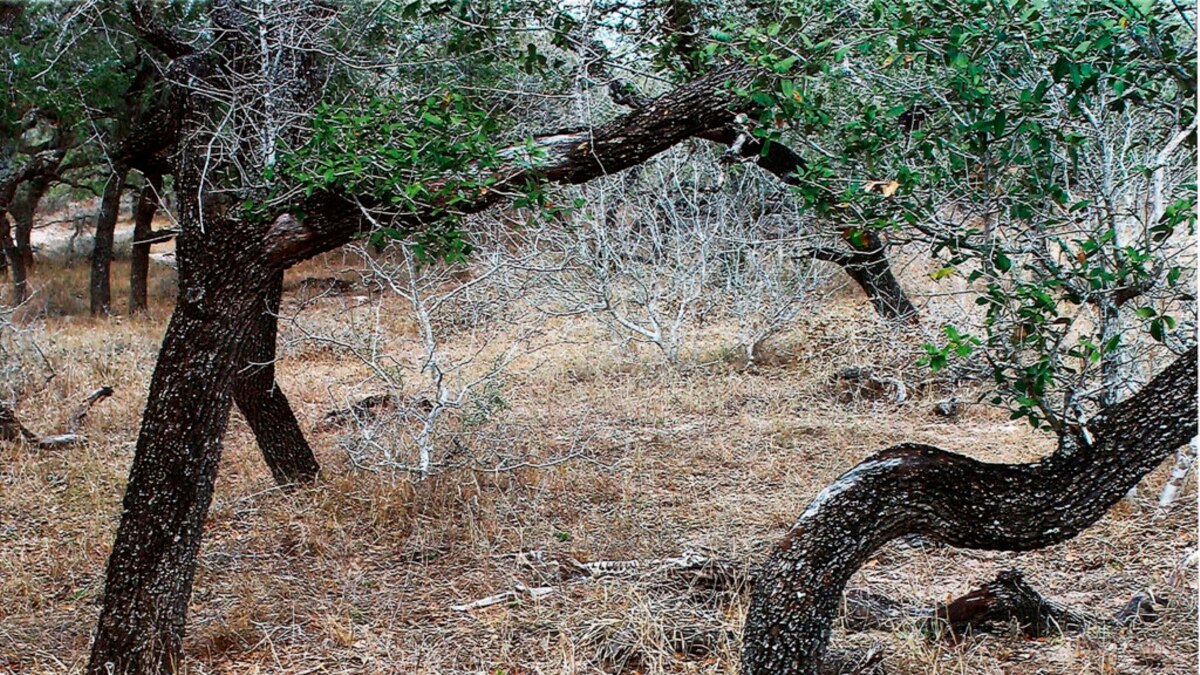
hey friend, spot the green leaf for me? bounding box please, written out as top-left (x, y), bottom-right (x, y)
top-left (773, 56), bottom-right (799, 73)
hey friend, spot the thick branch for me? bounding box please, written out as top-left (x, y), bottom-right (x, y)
top-left (699, 128), bottom-right (918, 322)
top-left (742, 347), bottom-right (1198, 674)
top-left (127, 1), bottom-right (195, 59)
top-left (263, 65), bottom-right (755, 266)
top-left (807, 237), bottom-right (918, 322)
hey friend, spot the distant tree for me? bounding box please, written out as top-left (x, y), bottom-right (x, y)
top-left (0, 2), bottom-right (171, 309)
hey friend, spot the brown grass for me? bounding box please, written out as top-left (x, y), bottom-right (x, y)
top-left (0, 252), bottom-right (1194, 674)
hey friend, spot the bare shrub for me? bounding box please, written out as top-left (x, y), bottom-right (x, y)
top-left (545, 148), bottom-right (834, 367)
top-left (287, 223), bottom-right (561, 477)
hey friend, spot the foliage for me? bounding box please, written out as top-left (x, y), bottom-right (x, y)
top-left (745, 0), bottom-right (1196, 431)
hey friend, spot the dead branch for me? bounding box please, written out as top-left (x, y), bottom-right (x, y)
top-left (66, 386), bottom-right (113, 434)
top-left (928, 569), bottom-right (1091, 638)
top-left (0, 385), bottom-right (112, 447)
top-left (0, 404), bottom-right (37, 443)
top-left (505, 550), bottom-right (1174, 647)
top-left (450, 582), bottom-right (555, 612)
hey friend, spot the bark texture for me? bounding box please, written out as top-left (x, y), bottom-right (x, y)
top-left (90, 167), bottom-right (130, 315)
top-left (742, 347), bottom-right (1198, 674)
top-left (930, 569), bottom-right (1089, 637)
top-left (88, 7), bottom-right (324, 670)
top-left (129, 171), bottom-right (163, 313)
top-left (809, 233), bottom-right (918, 322)
top-left (0, 128), bottom-right (66, 304)
top-left (262, 64), bottom-right (757, 266)
top-left (263, 72), bottom-right (917, 323)
top-left (232, 271), bottom-right (320, 485)
top-left (11, 171), bottom-right (51, 265)
top-left (0, 213), bottom-right (23, 303)
top-left (86, 213), bottom-right (275, 674)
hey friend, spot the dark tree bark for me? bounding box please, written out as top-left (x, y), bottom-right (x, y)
top-left (86, 211), bottom-right (277, 673)
top-left (261, 64), bottom-right (758, 266)
top-left (0, 125), bottom-right (66, 304)
top-left (841, 568), bottom-right (1165, 639)
top-left (88, 6), bottom-right (324, 670)
top-left (5, 173), bottom-right (53, 303)
top-left (697, 127), bottom-right (918, 322)
top-left (83, 13), bottom-right (906, 671)
top-left (129, 171), bottom-right (163, 313)
top-left (929, 569), bottom-right (1089, 638)
top-left (809, 234), bottom-right (919, 323)
top-left (232, 271), bottom-right (320, 485)
top-left (91, 167), bottom-right (130, 315)
top-left (11, 171), bottom-right (50, 270)
top-left (741, 347), bottom-right (1198, 674)
top-left (86, 59), bottom-right (754, 672)
top-left (259, 63), bottom-right (914, 331)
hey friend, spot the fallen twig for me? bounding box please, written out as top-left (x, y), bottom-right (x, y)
top-left (451, 582), bottom-right (555, 612)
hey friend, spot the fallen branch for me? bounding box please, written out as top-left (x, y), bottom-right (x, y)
top-left (0, 385), bottom-right (113, 448)
top-left (66, 386), bottom-right (114, 434)
top-left (131, 228), bottom-right (180, 246)
top-left (0, 405), bottom-right (37, 443)
top-left (844, 569), bottom-right (1172, 639)
top-left (929, 569), bottom-right (1090, 638)
top-left (743, 349), bottom-right (1197, 674)
top-left (450, 582), bottom-right (555, 612)
top-left (510, 550), bottom-right (1175, 644)
top-left (316, 393), bottom-right (396, 431)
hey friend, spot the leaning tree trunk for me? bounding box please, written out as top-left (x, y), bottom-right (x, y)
top-left (86, 211), bottom-right (276, 673)
top-left (129, 171), bottom-right (163, 313)
top-left (232, 270), bottom-right (321, 485)
top-left (7, 173), bottom-right (54, 304)
top-left (741, 348), bottom-right (1198, 674)
top-left (12, 172), bottom-right (51, 267)
top-left (90, 167), bottom-right (129, 316)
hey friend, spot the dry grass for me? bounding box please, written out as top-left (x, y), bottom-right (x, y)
top-left (0, 250), bottom-right (1194, 674)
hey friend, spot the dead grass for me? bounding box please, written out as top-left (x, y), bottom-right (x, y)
top-left (0, 252), bottom-right (1194, 674)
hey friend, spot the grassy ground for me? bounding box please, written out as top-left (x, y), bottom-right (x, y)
top-left (0, 246), bottom-right (1195, 674)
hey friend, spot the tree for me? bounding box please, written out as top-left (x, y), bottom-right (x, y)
top-left (737, 0), bottom-right (1196, 671)
top-left (129, 170), bottom-right (164, 312)
top-left (82, 1), bottom-right (792, 666)
top-left (54, 1), bottom-right (1192, 672)
top-left (0, 2), bottom-right (166, 310)
top-left (742, 347), bottom-right (1196, 674)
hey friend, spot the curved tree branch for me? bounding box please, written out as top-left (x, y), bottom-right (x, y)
top-left (742, 346), bottom-right (1198, 674)
top-left (698, 126), bottom-right (918, 322)
top-left (262, 64), bottom-right (756, 266)
top-left (127, 0), bottom-right (195, 60)
top-left (261, 67), bottom-right (918, 323)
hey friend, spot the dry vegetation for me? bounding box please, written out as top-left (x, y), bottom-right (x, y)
top-left (0, 216), bottom-right (1195, 674)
